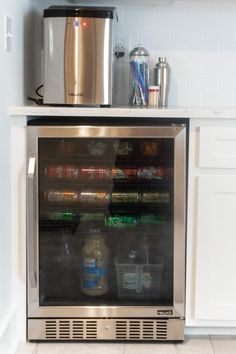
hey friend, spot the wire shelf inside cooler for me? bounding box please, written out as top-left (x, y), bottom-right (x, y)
top-left (115, 261), bottom-right (163, 300)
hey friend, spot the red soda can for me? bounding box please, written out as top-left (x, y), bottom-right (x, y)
top-left (79, 167), bottom-right (111, 179)
top-left (45, 165), bottom-right (79, 179)
top-left (138, 167), bottom-right (169, 179)
top-left (112, 167), bottom-right (138, 179)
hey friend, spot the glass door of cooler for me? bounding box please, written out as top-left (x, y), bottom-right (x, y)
top-left (27, 125), bottom-right (186, 318)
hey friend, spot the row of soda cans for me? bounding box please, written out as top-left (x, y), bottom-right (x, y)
top-left (43, 191), bottom-right (169, 205)
top-left (57, 140), bottom-right (160, 157)
top-left (44, 165), bottom-right (170, 180)
top-left (41, 211), bottom-right (166, 227)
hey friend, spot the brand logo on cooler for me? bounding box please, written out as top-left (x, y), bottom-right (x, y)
top-left (68, 93), bottom-right (84, 97)
top-left (157, 309), bottom-right (173, 316)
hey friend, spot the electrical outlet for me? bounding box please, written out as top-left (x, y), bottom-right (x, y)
top-left (4, 15), bottom-right (12, 52)
top-left (114, 37), bottom-right (130, 62)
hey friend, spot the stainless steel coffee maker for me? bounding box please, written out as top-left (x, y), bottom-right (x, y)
top-left (43, 6), bottom-right (116, 106)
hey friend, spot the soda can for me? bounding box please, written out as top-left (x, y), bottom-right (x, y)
top-left (58, 140), bottom-right (75, 156)
top-left (106, 215), bottom-right (138, 227)
top-left (80, 167), bottom-right (111, 179)
top-left (80, 213), bottom-right (105, 223)
top-left (44, 190), bottom-right (80, 202)
top-left (112, 167), bottom-right (138, 179)
top-left (43, 211), bottom-right (78, 221)
top-left (138, 167), bottom-right (169, 179)
top-left (139, 214), bottom-right (166, 224)
top-left (113, 141), bottom-right (133, 156)
top-left (88, 140), bottom-right (106, 155)
top-left (80, 192), bottom-right (110, 206)
top-left (142, 192), bottom-right (169, 203)
top-left (140, 142), bottom-right (160, 156)
top-left (111, 192), bottom-right (139, 204)
top-left (44, 165), bottom-right (79, 179)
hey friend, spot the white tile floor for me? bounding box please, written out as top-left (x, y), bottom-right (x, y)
top-left (15, 336), bottom-right (236, 354)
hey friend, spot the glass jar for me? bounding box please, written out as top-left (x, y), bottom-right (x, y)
top-left (129, 45), bottom-right (149, 106)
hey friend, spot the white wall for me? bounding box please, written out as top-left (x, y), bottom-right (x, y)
top-left (0, 0), bottom-right (31, 353)
top-left (32, 0), bottom-right (236, 107)
top-left (114, 0), bottom-right (236, 107)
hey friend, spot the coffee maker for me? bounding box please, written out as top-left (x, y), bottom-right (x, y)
top-left (43, 6), bottom-right (116, 106)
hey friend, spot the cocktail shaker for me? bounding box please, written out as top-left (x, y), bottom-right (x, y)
top-left (154, 57), bottom-right (170, 108)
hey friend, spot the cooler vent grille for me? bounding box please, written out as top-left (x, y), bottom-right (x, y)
top-left (115, 319), bottom-right (167, 340)
top-left (45, 320), bottom-right (97, 340)
top-left (156, 320), bottom-right (168, 340)
top-left (45, 320), bottom-right (57, 339)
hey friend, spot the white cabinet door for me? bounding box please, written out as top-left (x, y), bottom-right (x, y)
top-left (195, 175), bottom-right (236, 320)
top-left (199, 127), bottom-right (236, 168)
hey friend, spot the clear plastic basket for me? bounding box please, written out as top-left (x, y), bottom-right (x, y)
top-left (115, 262), bottom-right (163, 299)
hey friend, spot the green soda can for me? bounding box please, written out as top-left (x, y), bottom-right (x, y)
top-left (142, 192), bottom-right (169, 203)
top-left (139, 214), bottom-right (166, 225)
top-left (45, 211), bottom-right (78, 221)
top-left (111, 192), bottom-right (139, 204)
top-left (106, 215), bottom-right (138, 228)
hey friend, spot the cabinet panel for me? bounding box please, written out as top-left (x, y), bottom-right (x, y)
top-left (195, 175), bottom-right (236, 320)
top-left (199, 127), bottom-right (236, 168)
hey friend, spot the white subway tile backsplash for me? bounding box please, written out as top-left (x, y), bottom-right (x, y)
top-left (186, 74), bottom-right (218, 92)
top-left (202, 55), bottom-right (236, 76)
top-left (170, 25), bottom-right (203, 43)
top-left (219, 75), bottom-right (236, 91)
top-left (231, 91), bottom-right (236, 106)
top-left (139, 25), bottom-right (157, 52)
top-left (185, 1), bottom-right (221, 27)
top-left (201, 89), bottom-right (233, 108)
top-left (35, 0), bottom-right (236, 108)
top-left (203, 26), bottom-right (236, 44)
top-left (219, 2), bottom-right (236, 27)
top-left (123, 6), bottom-right (158, 26)
top-left (115, 0), bottom-right (236, 108)
top-left (219, 43), bottom-right (236, 58)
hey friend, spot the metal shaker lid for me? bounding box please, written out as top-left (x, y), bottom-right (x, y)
top-left (129, 45), bottom-right (149, 57)
top-left (159, 57), bottom-right (167, 63)
top-left (155, 57), bottom-right (169, 68)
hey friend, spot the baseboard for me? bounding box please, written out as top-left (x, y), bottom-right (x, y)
top-left (186, 326), bottom-right (236, 336)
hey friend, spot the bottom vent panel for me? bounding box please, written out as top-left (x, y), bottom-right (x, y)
top-left (115, 320), bottom-right (167, 340)
top-left (29, 318), bottom-right (184, 341)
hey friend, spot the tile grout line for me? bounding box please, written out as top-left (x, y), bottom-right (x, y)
top-left (209, 335), bottom-right (216, 354)
top-left (32, 342), bottom-right (39, 354)
top-left (123, 342), bottom-right (126, 354)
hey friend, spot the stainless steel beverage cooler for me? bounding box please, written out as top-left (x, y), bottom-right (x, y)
top-left (43, 6), bottom-right (116, 106)
top-left (27, 118), bottom-right (188, 341)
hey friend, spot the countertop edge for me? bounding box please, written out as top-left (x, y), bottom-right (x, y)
top-left (8, 106), bottom-right (236, 119)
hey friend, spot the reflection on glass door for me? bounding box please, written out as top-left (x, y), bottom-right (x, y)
top-left (38, 137), bottom-right (174, 307)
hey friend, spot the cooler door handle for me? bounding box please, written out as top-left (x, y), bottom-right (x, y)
top-left (27, 157), bottom-right (37, 288)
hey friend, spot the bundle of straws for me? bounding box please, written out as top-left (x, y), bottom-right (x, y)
top-left (130, 57), bottom-right (149, 106)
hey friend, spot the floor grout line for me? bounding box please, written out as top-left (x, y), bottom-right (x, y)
top-left (33, 342), bottom-right (39, 354)
top-left (209, 335), bottom-right (216, 354)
